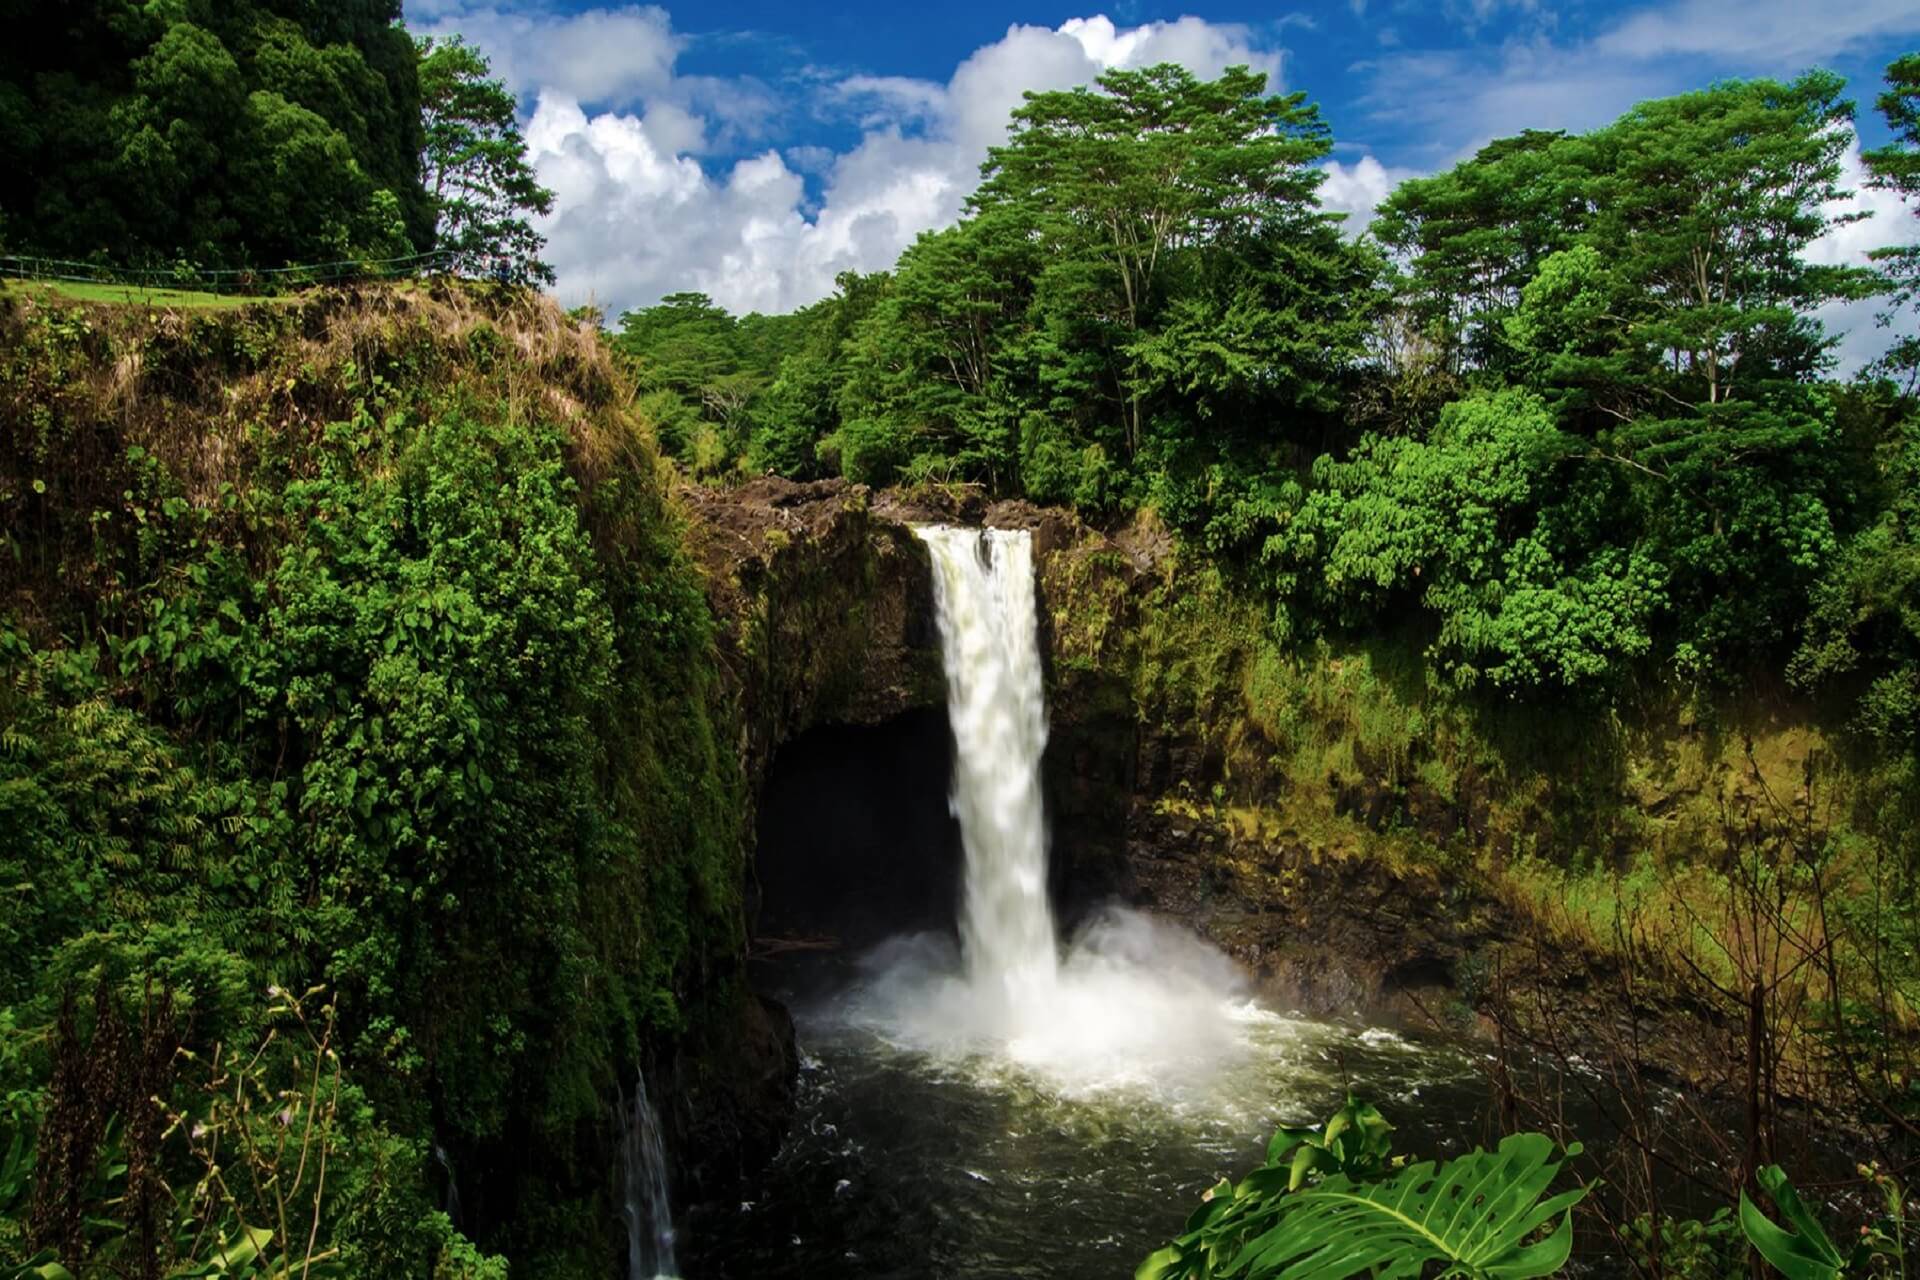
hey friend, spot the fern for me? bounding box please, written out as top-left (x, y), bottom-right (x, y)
top-left (1141, 1131), bottom-right (1585, 1280)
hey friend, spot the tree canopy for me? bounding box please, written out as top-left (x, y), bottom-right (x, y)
top-left (0, 0), bottom-right (431, 266)
top-left (417, 34), bottom-right (554, 286)
top-left (681, 57), bottom-right (1919, 711)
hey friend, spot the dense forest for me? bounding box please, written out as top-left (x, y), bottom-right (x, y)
top-left (619, 58), bottom-right (1920, 741)
top-left (0, 1), bottom-right (551, 282)
top-left (3, 0), bottom-right (1920, 1276)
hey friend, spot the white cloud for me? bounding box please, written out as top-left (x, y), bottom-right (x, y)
top-left (517, 13), bottom-right (1289, 317)
top-left (1594, 0), bottom-right (1920, 65)
top-left (420, 5), bottom-right (682, 108)
top-left (1319, 155), bottom-right (1419, 231)
top-left (1807, 134), bottom-right (1920, 375)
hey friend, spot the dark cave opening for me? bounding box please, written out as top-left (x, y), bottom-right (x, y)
top-left (752, 707), bottom-right (963, 950)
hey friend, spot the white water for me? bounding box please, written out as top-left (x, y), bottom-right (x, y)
top-left (918, 526), bottom-right (1058, 1012)
top-left (622, 1073), bottom-right (677, 1280)
top-left (845, 526), bottom-right (1249, 1100)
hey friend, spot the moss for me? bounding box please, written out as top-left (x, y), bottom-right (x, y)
top-left (1043, 531), bottom-right (1904, 1024)
top-left (0, 285), bottom-right (753, 1275)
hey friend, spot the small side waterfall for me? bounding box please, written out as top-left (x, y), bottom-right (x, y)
top-left (431, 1142), bottom-right (463, 1232)
top-left (621, 1073), bottom-right (677, 1280)
top-left (916, 526), bottom-right (1059, 1015)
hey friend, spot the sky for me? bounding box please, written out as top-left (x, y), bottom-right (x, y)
top-left (409, 0), bottom-right (1920, 361)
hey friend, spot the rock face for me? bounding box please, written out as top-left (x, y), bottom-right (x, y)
top-left (662, 479), bottom-right (948, 1201)
top-left (675, 479), bottom-right (1808, 1174)
top-left (677, 481), bottom-right (1512, 1025)
top-left (679, 477), bottom-right (946, 779)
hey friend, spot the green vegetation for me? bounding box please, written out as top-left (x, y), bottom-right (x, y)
top-left (1140, 1099), bottom-right (1585, 1280)
top-left (0, 287), bottom-right (746, 1275)
top-left (416, 36), bottom-right (554, 286)
top-left (0, 281), bottom-right (279, 310)
top-left (1140, 1100), bottom-right (1913, 1280)
top-left (0, 4), bottom-right (552, 285)
top-left (1866, 54), bottom-right (1920, 388)
top-left (0, 2), bottom-right (430, 266)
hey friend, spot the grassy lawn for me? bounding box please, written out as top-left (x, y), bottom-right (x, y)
top-left (3, 278), bottom-right (285, 309)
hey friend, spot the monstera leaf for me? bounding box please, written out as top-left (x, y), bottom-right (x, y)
top-left (1140, 1132), bottom-right (1585, 1280)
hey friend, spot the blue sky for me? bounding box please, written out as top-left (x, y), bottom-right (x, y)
top-left (409, 0), bottom-right (1920, 344)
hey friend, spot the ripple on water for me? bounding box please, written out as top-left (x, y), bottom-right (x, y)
top-left (683, 938), bottom-right (1493, 1280)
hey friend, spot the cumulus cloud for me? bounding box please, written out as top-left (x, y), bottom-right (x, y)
top-left (509, 12), bottom-right (1288, 317)
top-left (417, 4), bottom-right (682, 108)
top-left (1807, 134), bottom-right (1920, 375)
top-left (1318, 155), bottom-right (1420, 231)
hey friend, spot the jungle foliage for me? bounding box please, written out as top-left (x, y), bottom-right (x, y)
top-left (0, 288), bottom-right (744, 1276)
top-left (1139, 1099), bottom-right (1913, 1280)
top-left (0, 1), bottom-right (431, 266)
top-left (0, 4), bottom-right (552, 282)
top-left (616, 58), bottom-right (1920, 732)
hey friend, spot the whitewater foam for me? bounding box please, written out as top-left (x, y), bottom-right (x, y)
top-left (844, 527), bottom-right (1258, 1101)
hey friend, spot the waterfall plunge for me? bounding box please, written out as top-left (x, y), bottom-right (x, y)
top-left (918, 526), bottom-right (1059, 1016)
top-left (840, 526), bottom-right (1249, 1101)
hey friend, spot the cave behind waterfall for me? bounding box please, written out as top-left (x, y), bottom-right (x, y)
top-left (753, 708), bottom-right (962, 949)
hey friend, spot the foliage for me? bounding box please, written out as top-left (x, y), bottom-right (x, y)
top-left (1296, 388), bottom-right (1664, 689)
top-left (1281, 71), bottom-right (1882, 691)
top-left (1739, 1164), bottom-right (1911, 1280)
top-left (0, 288), bottom-right (745, 1275)
top-left (417, 35), bottom-right (555, 286)
top-left (834, 63), bottom-right (1375, 512)
top-left (1864, 54), bottom-right (1920, 389)
top-left (1792, 396), bottom-right (1920, 757)
top-left (0, 1), bottom-right (431, 266)
top-left (1138, 1098), bottom-right (1585, 1280)
top-left (614, 290), bottom-right (799, 477)
top-left (1623, 1210), bottom-right (1746, 1280)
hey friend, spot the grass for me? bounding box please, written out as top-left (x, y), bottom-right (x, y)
top-left (3, 278), bottom-right (283, 310)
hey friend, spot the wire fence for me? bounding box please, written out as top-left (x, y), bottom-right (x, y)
top-left (0, 248), bottom-right (464, 296)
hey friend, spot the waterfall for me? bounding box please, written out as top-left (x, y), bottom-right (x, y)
top-left (622, 1072), bottom-right (678, 1280)
top-left (431, 1142), bottom-right (463, 1232)
top-left (843, 524), bottom-right (1246, 1098)
top-left (916, 526), bottom-right (1059, 1015)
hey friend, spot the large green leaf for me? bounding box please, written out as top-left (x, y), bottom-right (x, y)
top-left (1738, 1166), bottom-right (1850, 1280)
top-left (1223, 1133), bottom-right (1585, 1280)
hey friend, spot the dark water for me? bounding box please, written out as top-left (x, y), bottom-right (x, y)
top-left (681, 951), bottom-right (1509, 1280)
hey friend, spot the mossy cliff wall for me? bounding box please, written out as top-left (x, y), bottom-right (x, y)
top-left (0, 287), bottom-right (773, 1274)
top-left (1025, 510), bottom-right (1856, 1040)
top-left (706, 488), bottom-right (1863, 1068)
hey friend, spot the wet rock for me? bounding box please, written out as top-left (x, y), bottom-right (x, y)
top-left (661, 993), bottom-right (799, 1203)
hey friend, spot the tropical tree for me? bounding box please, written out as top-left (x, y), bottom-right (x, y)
top-left (1864, 53), bottom-right (1920, 389)
top-left (747, 271), bottom-right (889, 479)
top-left (835, 212), bottom-right (1041, 489)
top-left (1372, 129), bottom-right (1579, 376)
top-left (973, 63), bottom-right (1345, 461)
top-left (0, 0), bottom-right (431, 266)
top-left (416, 35), bottom-right (554, 285)
top-left (1352, 73), bottom-right (1877, 682)
top-left (833, 63), bottom-right (1373, 511)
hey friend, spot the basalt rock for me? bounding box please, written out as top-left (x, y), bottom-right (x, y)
top-left (679, 477), bottom-right (946, 787)
top-left (667, 479), bottom-right (949, 1200)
